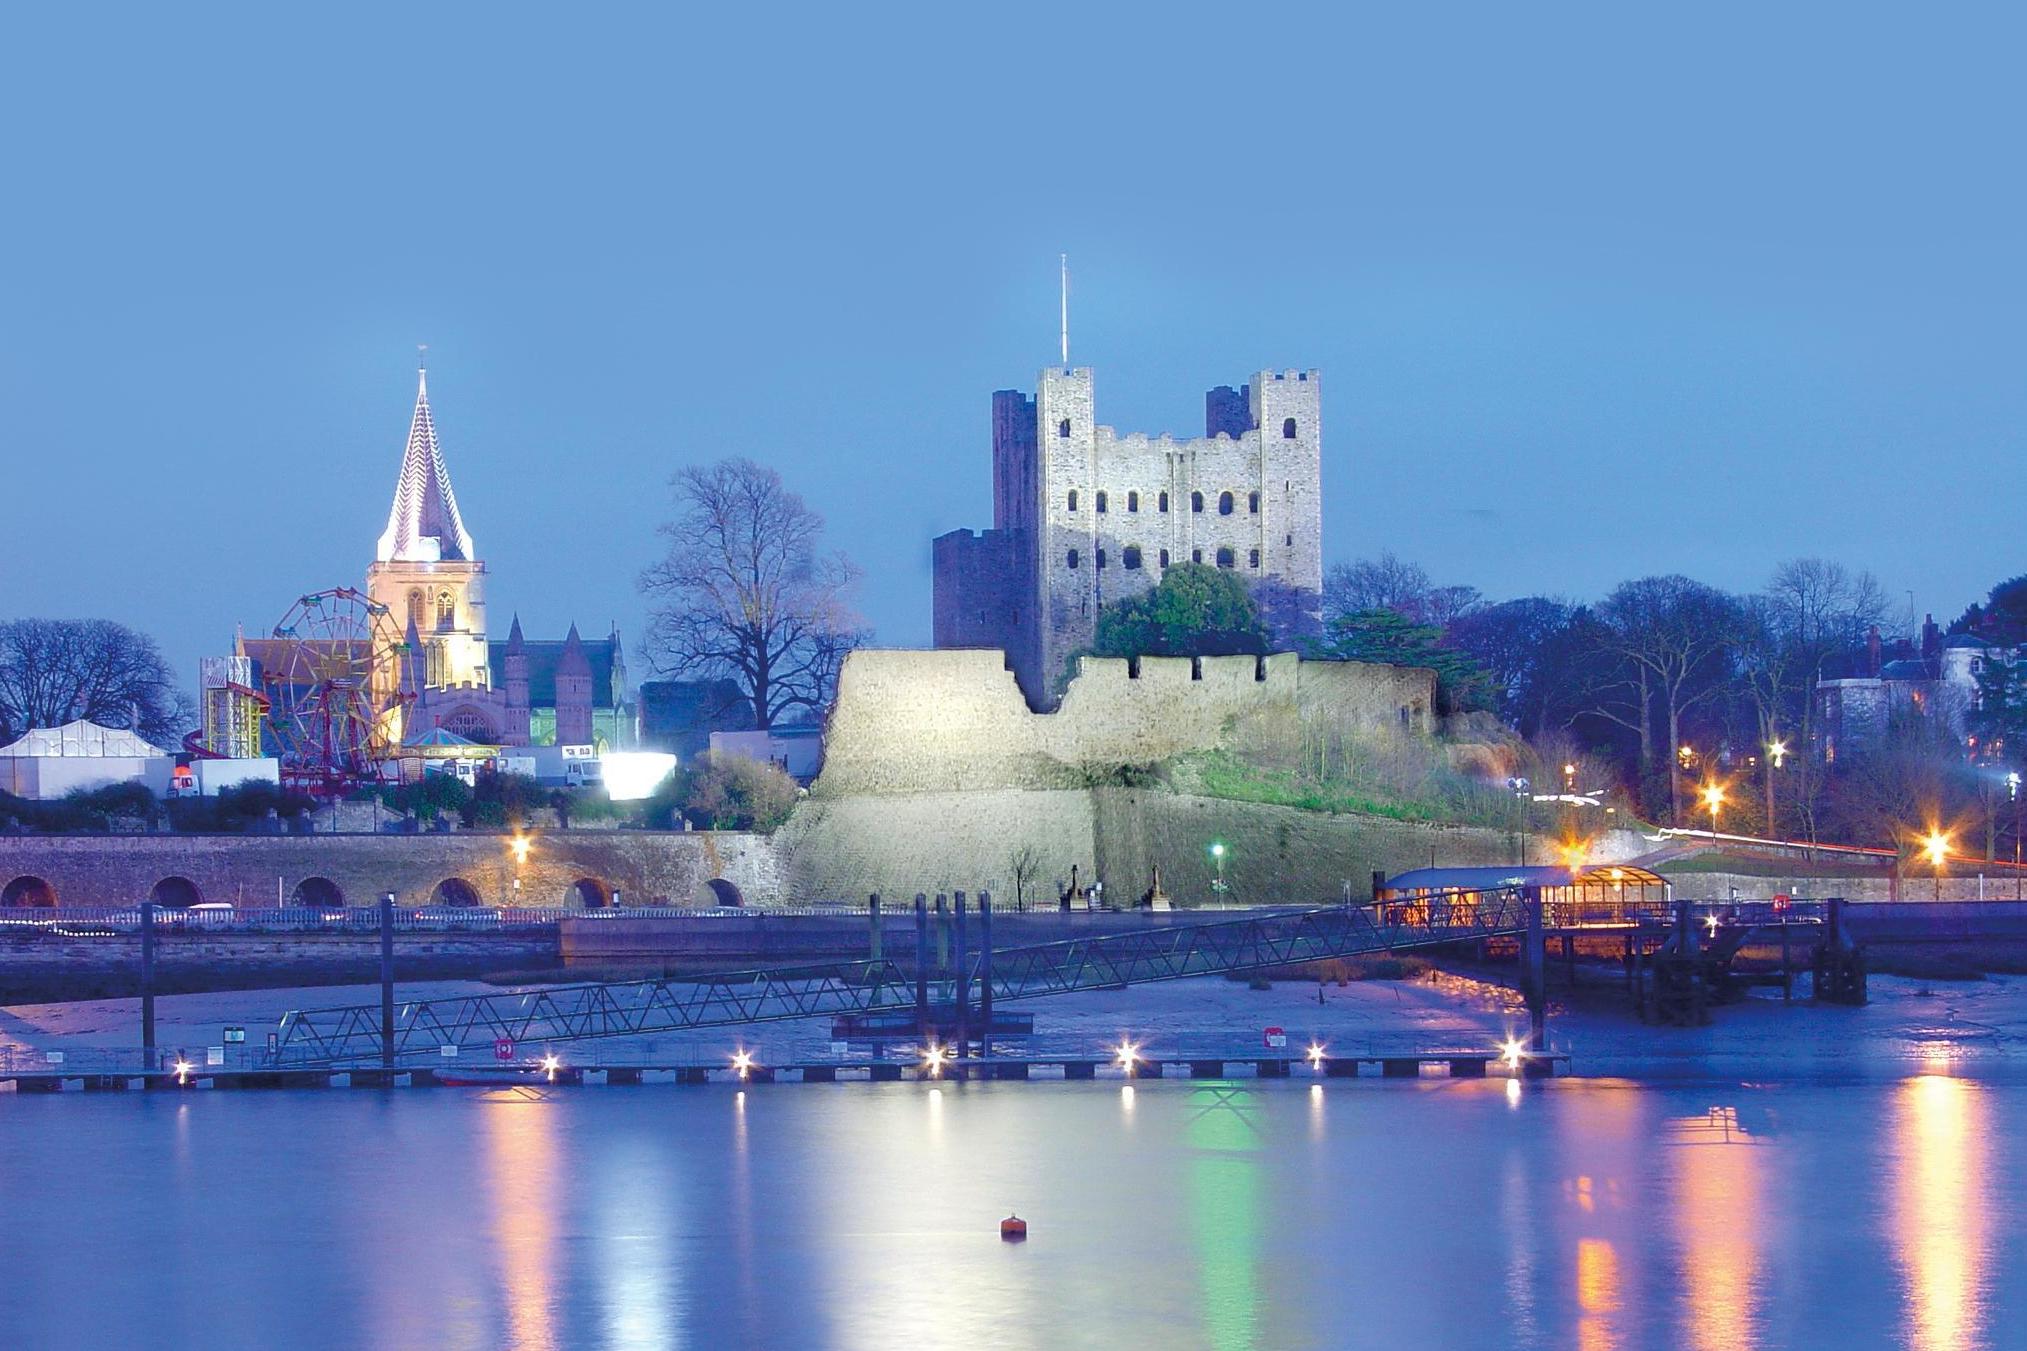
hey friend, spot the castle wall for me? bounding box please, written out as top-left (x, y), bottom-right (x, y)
top-left (814, 648), bottom-right (1434, 796)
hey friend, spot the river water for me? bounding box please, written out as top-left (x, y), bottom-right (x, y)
top-left (1, 1074), bottom-right (2020, 1350)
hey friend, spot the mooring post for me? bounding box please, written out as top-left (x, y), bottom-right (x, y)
top-left (953, 891), bottom-right (971, 1059)
top-left (867, 893), bottom-right (882, 964)
top-left (1781, 920), bottom-right (1792, 1002)
top-left (140, 901), bottom-right (157, 1067)
top-left (978, 892), bottom-right (994, 1056)
top-left (1523, 886), bottom-right (1546, 1051)
top-left (933, 893), bottom-right (949, 973)
top-left (913, 894), bottom-right (929, 1033)
top-left (379, 892), bottom-right (396, 1071)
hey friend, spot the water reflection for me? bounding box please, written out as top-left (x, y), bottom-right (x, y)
top-left (1893, 1076), bottom-right (1991, 1351)
top-left (1576, 1236), bottom-right (1621, 1351)
top-left (478, 1091), bottom-right (561, 1351)
top-left (1671, 1106), bottom-right (1764, 1351)
top-left (1187, 1086), bottom-right (1263, 1351)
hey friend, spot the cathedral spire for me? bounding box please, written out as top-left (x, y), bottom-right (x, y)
top-left (376, 362), bottom-right (476, 564)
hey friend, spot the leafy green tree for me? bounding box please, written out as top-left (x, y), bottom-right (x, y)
top-left (1969, 654), bottom-right (2027, 764)
top-left (1951, 575), bottom-right (2027, 645)
top-left (684, 751), bottom-right (800, 832)
top-left (1311, 607), bottom-right (1495, 715)
top-left (1091, 563), bottom-right (1268, 659)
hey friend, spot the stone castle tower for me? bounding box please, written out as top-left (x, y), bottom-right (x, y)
top-left (503, 615), bottom-right (532, 745)
top-left (934, 367), bottom-right (1323, 706)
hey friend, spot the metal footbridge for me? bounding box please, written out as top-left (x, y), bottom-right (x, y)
top-left (270, 893), bottom-right (1540, 1067)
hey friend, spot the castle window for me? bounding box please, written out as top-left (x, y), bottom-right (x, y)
top-left (1191, 548), bottom-right (1203, 564)
top-left (1127, 491), bottom-right (1139, 513)
top-left (1248, 548), bottom-right (1261, 568)
top-left (1282, 417), bottom-right (1297, 439)
top-left (1248, 491), bottom-right (1260, 513)
top-left (1216, 547), bottom-right (1235, 568)
top-left (1192, 491), bottom-right (1204, 513)
top-left (1058, 418), bottom-right (1071, 439)
top-left (1067, 549), bottom-right (1079, 569)
top-left (1218, 491), bottom-right (1234, 515)
top-left (1067, 490), bottom-right (1078, 512)
top-left (406, 589), bottom-right (424, 632)
top-left (1286, 533), bottom-right (1293, 546)
top-left (1159, 548), bottom-right (1170, 568)
top-left (1159, 491), bottom-right (1170, 512)
top-left (1095, 491), bottom-right (1107, 513)
top-left (435, 591), bottom-right (455, 631)
top-left (1096, 548), bottom-right (1107, 569)
top-left (1124, 545), bottom-right (1142, 570)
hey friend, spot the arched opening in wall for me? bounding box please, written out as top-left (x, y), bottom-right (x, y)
top-left (1127, 491), bottom-right (1139, 513)
top-left (1127, 655), bottom-right (1141, 678)
top-left (1158, 491), bottom-right (1170, 512)
top-left (705, 878), bottom-right (744, 908)
top-left (291, 877), bottom-right (344, 910)
top-left (1216, 547), bottom-right (1235, 568)
top-left (1191, 491), bottom-right (1204, 513)
top-left (1058, 418), bottom-right (1071, 439)
top-left (1190, 656), bottom-right (1203, 681)
top-left (1248, 549), bottom-right (1261, 569)
top-left (568, 878), bottom-right (612, 909)
top-left (1158, 549), bottom-right (1170, 569)
top-left (1248, 491), bottom-right (1260, 513)
top-left (407, 588), bottom-right (425, 632)
top-left (150, 877), bottom-right (202, 909)
top-left (1123, 545), bottom-right (1142, 570)
top-left (1, 876), bottom-right (56, 908)
top-left (1095, 491), bottom-right (1107, 513)
top-left (1067, 549), bottom-right (1079, 569)
top-left (1218, 491), bottom-right (1235, 515)
top-left (432, 877), bottom-right (482, 908)
top-left (435, 591), bottom-right (456, 631)
top-left (1255, 655), bottom-right (1268, 681)
top-left (1191, 548), bottom-right (1202, 564)
top-left (1067, 489), bottom-right (1078, 511)
top-left (1283, 417), bottom-right (1297, 438)
top-left (1096, 549), bottom-right (1107, 569)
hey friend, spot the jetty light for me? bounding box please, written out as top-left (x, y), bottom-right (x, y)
top-left (541, 1053), bottom-right (561, 1079)
top-left (1114, 1039), bottom-right (1141, 1071)
top-left (173, 1058), bottom-right (193, 1083)
top-left (1500, 1038), bottom-right (1526, 1071)
top-left (731, 1048), bottom-right (755, 1080)
top-left (922, 1042), bottom-right (951, 1078)
top-left (1705, 913), bottom-right (1721, 937)
top-left (1306, 1041), bottom-right (1327, 1068)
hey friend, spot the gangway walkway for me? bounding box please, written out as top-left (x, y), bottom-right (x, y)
top-left (269, 892), bottom-right (1539, 1067)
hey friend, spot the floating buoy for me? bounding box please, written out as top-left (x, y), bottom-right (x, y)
top-left (1000, 1214), bottom-right (1028, 1241)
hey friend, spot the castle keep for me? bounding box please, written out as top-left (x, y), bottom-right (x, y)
top-left (934, 367), bottom-right (1323, 706)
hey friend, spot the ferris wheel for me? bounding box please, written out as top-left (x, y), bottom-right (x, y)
top-left (263, 587), bottom-right (405, 794)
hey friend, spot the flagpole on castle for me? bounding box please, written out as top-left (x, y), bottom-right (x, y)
top-left (1059, 254), bottom-right (1069, 366)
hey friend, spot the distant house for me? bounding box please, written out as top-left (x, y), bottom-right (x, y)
top-left (1815, 616), bottom-right (2018, 761)
top-left (636, 678), bottom-right (755, 759)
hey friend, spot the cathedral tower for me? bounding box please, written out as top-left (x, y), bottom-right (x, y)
top-left (554, 623), bottom-right (594, 747)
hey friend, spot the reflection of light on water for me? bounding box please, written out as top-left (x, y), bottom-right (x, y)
top-left (1506, 1078), bottom-right (1523, 1109)
top-left (1188, 1088), bottom-right (1261, 1351)
top-left (595, 1140), bottom-right (676, 1350)
top-left (1673, 1105), bottom-right (1763, 1351)
top-left (1894, 1075), bottom-right (1989, 1351)
top-left (480, 1099), bottom-right (560, 1351)
top-left (1121, 1084), bottom-right (1135, 1114)
top-left (1308, 1083), bottom-right (1324, 1142)
top-left (1499, 1155), bottom-right (1539, 1345)
top-left (1576, 1237), bottom-right (1620, 1351)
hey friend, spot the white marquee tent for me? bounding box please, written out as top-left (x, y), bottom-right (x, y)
top-left (0, 719), bottom-right (174, 799)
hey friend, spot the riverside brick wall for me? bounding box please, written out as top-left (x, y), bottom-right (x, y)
top-left (0, 830), bottom-right (779, 910)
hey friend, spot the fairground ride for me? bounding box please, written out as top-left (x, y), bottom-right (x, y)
top-left (262, 587), bottom-right (408, 796)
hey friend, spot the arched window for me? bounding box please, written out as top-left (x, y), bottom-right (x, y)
top-left (1095, 491), bottom-right (1107, 513)
top-left (1191, 491), bottom-right (1204, 513)
top-left (1067, 549), bottom-right (1079, 569)
top-left (1067, 490), bottom-right (1078, 512)
top-left (1127, 491), bottom-right (1139, 513)
top-left (1218, 491), bottom-right (1234, 516)
top-left (1096, 548), bottom-right (1107, 569)
top-left (1282, 417), bottom-right (1297, 439)
top-left (1058, 418), bottom-right (1072, 439)
top-left (1248, 491), bottom-right (1260, 513)
top-left (1248, 548), bottom-right (1261, 568)
top-left (1191, 548), bottom-right (1203, 564)
top-left (1123, 545), bottom-right (1142, 570)
top-left (1216, 547), bottom-right (1235, 569)
top-left (1158, 548), bottom-right (1170, 568)
top-left (406, 589), bottom-right (425, 632)
top-left (1158, 491), bottom-right (1170, 513)
top-left (435, 590), bottom-right (455, 630)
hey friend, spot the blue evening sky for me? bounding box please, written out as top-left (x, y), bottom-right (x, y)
top-left (3, 5), bottom-right (2020, 679)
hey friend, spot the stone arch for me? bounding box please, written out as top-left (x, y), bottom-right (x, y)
top-left (1191, 491), bottom-right (1204, 513)
top-left (567, 877), bottom-right (612, 909)
top-left (1282, 417), bottom-right (1297, 438)
top-left (291, 877), bottom-right (345, 909)
top-left (151, 876), bottom-right (203, 908)
top-left (432, 877), bottom-right (483, 907)
top-left (1095, 490), bottom-right (1107, 513)
top-left (1, 876), bottom-right (56, 908)
top-left (1158, 491), bottom-right (1170, 512)
top-left (1067, 489), bottom-right (1078, 511)
top-left (705, 878), bottom-right (744, 908)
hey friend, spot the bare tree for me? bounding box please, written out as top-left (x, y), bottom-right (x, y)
top-left (1762, 559), bottom-right (1891, 843)
top-left (1596, 576), bottom-right (1743, 824)
top-left (1007, 844), bottom-right (1043, 913)
top-left (639, 459), bottom-right (864, 729)
top-left (0, 619), bottom-right (190, 748)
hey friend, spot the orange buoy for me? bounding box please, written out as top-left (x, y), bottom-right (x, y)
top-left (1000, 1214), bottom-right (1028, 1241)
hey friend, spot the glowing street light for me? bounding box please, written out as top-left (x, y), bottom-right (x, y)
top-left (509, 835), bottom-right (531, 866)
top-left (1767, 740), bottom-right (1789, 770)
top-left (1306, 1042), bottom-right (1327, 1071)
top-left (1208, 841), bottom-right (1228, 895)
top-left (1114, 1039), bottom-right (1142, 1074)
top-left (541, 1053), bottom-right (562, 1081)
top-left (730, 1048), bottom-right (756, 1080)
top-left (1700, 783), bottom-right (1726, 837)
top-left (1499, 1038), bottom-right (1526, 1073)
top-left (1922, 830), bottom-right (1951, 901)
top-left (921, 1042), bottom-right (951, 1079)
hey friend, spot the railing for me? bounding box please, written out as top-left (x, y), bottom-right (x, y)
top-left (269, 894), bottom-right (1540, 1066)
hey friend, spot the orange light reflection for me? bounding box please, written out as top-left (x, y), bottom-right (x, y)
top-left (1893, 1076), bottom-right (1990, 1351)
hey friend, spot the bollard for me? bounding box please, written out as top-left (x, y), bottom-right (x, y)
top-left (913, 894), bottom-right (929, 1034)
top-left (141, 902), bottom-right (157, 1064)
top-left (379, 893), bottom-right (396, 1071)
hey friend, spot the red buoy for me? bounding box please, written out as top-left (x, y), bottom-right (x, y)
top-left (1000, 1214), bottom-right (1028, 1241)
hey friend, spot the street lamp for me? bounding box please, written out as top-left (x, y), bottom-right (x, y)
top-left (1507, 777), bottom-right (1532, 865)
top-left (1208, 842), bottom-right (1228, 896)
top-left (2010, 773), bottom-right (2022, 902)
top-left (1765, 739), bottom-right (1788, 841)
top-left (1700, 783), bottom-right (1725, 838)
top-left (1921, 830), bottom-right (1950, 902)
